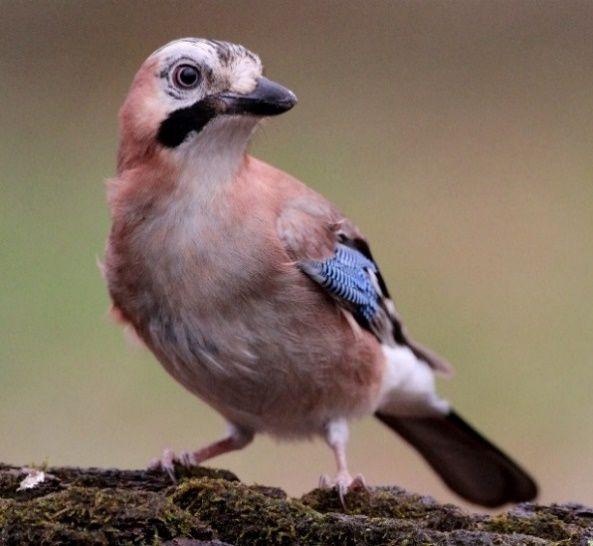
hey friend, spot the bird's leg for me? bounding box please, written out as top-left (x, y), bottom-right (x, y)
top-left (149, 423), bottom-right (253, 480)
top-left (319, 419), bottom-right (367, 504)
top-left (186, 424), bottom-right (254, 465)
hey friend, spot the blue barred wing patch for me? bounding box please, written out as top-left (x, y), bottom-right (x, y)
top-left (298, 240), bottom-right (454, 373)
top-left (300, 244), bottom-right (381, 325)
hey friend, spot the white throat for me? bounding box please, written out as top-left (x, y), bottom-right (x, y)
top-left (175, 116), bottom-right (259, 199)
top-left (132, 116), bottom-right (259, 276)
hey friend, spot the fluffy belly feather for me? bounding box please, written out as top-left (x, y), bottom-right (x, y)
top-left (109, 254), bottom-right (384, 437)
top-left (106, 184), bottom-right (384, 437)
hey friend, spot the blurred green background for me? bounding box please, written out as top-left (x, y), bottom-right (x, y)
top-left (1, 1), bottom-right (592, 509)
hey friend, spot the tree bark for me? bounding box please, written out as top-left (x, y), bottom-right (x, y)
top-left (0, 463), bottom-right (591, 545)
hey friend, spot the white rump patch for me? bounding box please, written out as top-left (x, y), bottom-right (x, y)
top-left (378, 345), bottom-right (450, 417)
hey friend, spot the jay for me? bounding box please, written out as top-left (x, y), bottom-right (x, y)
top-left (105, 38), bottom-right (537, 507)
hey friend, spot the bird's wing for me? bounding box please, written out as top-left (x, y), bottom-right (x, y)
top-left (277, 197), bottom-right (453, 375)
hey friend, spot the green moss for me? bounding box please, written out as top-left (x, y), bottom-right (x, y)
top-left (301, 485), bottom-right (474, 532)
top-left (171, 478), bottom-right (315, 545)
top-left (0, 464), bottom-right (591, 546)
top-left (486, 513), bottom-right (568, 541)
top-left (0, 467), bottom-right (25, 499)
top-left (0, 487), bottom-right (212, 545)
top-left (169, 479), bottom-right (547, 546)
top-left (483, 504), bottom-right (593, 544)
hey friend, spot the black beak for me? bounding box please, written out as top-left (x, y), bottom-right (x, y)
top-left (157, 77), bottom-right (296, 148)
top-left (216, 77), bottom-right (297, 117)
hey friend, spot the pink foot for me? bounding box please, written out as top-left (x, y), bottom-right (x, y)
top-left (318, 472), bottom-right (368, 506)
top-left (148, 448), bottom-right (198, 482)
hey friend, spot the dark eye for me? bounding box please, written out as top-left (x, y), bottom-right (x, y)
top-left (173, 64), bottom-right (200, 89)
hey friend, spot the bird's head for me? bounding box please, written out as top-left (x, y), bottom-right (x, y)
top-left (117, 38), bottom-right (297, 172)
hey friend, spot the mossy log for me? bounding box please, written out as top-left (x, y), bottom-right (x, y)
top-left (0, 463), bottom-right (592, 545)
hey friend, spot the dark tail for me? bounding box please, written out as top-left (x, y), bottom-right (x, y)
top-left (375, 410), bottom-right (537, 507)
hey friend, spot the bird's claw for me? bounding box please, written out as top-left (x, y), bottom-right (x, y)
top-left (148, 448), bottom-right (177, 482)
top-left (148, 448), bottom-right (197, 482)
top-left (318, 472), bottom-right (368, 507)
top-left (350, 473), bottom-right (368, 491)
top-left (177, 450), bottom-right (197, 467)
top-left (318, 474), bottom-right (332, 489)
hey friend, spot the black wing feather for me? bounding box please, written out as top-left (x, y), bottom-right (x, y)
top-left (300, 236), bottom-right (453, 374)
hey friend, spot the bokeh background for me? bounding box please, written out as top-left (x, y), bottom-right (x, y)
top-left (2, 1), bottom-right (592, 509)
